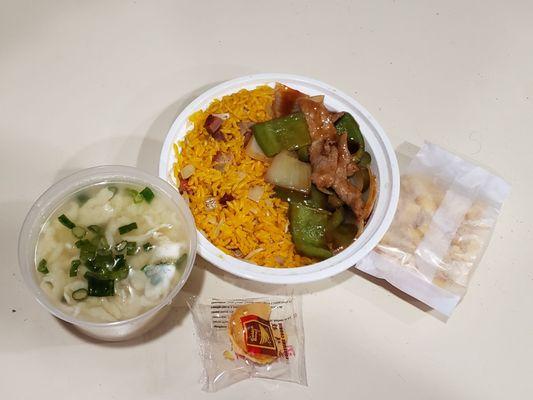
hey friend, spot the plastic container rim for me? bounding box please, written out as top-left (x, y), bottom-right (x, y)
top-left (18, 165), bottom-right (198, 328)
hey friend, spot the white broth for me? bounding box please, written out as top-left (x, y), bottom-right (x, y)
top-left (35, 183), bottom-right (190, 323)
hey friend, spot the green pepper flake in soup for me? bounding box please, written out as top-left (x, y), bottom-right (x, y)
top-left (34, 183), bottom-right (190, 323)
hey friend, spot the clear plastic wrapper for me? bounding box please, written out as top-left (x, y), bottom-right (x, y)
top-left (358, 143), bottom-right (511, 316)
top-left (187, 296), bottom-right (307, 392)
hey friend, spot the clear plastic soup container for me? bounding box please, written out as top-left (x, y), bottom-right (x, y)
top-left (159, 73), bottom-right (400, 284)
top-left (18, 166), bottom-right (197, 341)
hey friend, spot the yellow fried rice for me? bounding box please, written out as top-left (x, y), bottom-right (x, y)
top-left (173, 85), bottom-right (315, 267)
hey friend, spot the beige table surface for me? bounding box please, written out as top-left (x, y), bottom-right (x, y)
top-left (1, 1), bottom-right (532, 399)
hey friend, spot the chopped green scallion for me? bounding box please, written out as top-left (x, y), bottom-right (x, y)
top-left (87, 225), bottom-right (103, 235)
top-left (69, 259), bottom-right (81, 277)
top-left (79, 241), bottom-right (97, 263)
top-left (112, 263), bottom-right (129, 280)
top-left (98, 236), bottom-right (110, 251)
top-left (72, 226), bottom-right (86, 239)
top-left (85, 273), bottom-right (115, 297)
top-left (76, 193), bottom-right (90, 206)
top-left (37, 259), bottom-right (49, 274)
top-left (126, 241), bottom-right (138, 256)
top-left (115, 240), bottom-right (127, 252)
top-left (96, 247), bottom-right (112, 257)
top-left (75, 239), bottom-right (87, 248)
top-left (140, 187), bottom-right (155, 203)
top-left (72, 288), bottom-right (88, 301)
top-left (58, 214), bottom-right (75, 229)
top-left (126, 188), bottom-right (144, 204)
top-left (143, 242), bottom-right (154, 252)
top-left (118, 222), bottom-right (137, 235)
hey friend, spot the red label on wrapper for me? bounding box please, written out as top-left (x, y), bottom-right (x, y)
top-left (240, 315), bottom-right (278, 356)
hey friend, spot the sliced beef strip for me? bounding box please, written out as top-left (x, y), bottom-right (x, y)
top-left (309, 137), bottom-right (338, 189)
top-left (298, 97), bottom-right (340, 190)
top-left (332, 134), bottom-right (364, 221)
top-left (333, 173), bottom-right (364, 221)
top-left (298, 97), bottom-right (365, 221)
top-left (297, 97), bottom-right (338, 141)
top-left (337, 131), bottom-right (359, 177)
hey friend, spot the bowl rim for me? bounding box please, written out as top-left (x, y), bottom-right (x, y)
top-left (18, 165), bottom-right (197, 328)
top-left (159, 73), bottom-right (399, 283)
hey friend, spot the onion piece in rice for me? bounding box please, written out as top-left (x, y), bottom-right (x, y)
top-left (205, 197), bottom-right (217, 211)
top-left (236, 170), bottom-right (247, 182)
top-left (247, 185), bottom-right (264, 202)
top-left (245, 136), bottom-right (272, 163)
top-left (265, 150), bottom-right (311, 193)
top-left (245, 248), bottom-right (264, 260)
top-left (212, 151), bottom-right (233, 171)
top-left (181, 164), bottom-right (195, 179)
top-left (238, 121), bottom-right (254, 134)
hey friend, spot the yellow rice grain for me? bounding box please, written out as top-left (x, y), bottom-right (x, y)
top-left (173, 86), bottom-right (315, 267)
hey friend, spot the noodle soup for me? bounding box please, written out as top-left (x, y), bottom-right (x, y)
top-left (35, 183), bottom-right (190, 323)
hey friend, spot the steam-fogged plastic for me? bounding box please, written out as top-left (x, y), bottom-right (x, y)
top-left (358, 143), bottom-right (510, 316)
top-left (187, 296), bottom-right (307, 392)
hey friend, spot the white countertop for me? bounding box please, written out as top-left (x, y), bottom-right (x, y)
top-left (1, 1), bottom-right (532, 399)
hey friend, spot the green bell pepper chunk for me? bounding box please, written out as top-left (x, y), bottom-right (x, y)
top-left (335, 113), bottom-right (365, 152)
top-left (297, 146), bottom-right (310, 162)
top-left (330, 224), bottom-right (357, 250)
top-left (328, 207), bottom-right (345, 231)
top-left (358, 151), bottom-right (371, 167)
top-left (352, 147), bottom-right (371, 167)
top-left (293, 240), bottom-right (333, 259)
top-left (275, 185), bottom-right (328, 210)
top-left (289, 203), bottom-right (332, 259)
top-left (252, 112), bottom-right (311, 157)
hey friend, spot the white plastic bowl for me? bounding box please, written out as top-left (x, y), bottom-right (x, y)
top-left (159, 73), bottom-right (399, 284)
top-left (18, 166), bottom-right (197, 341)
